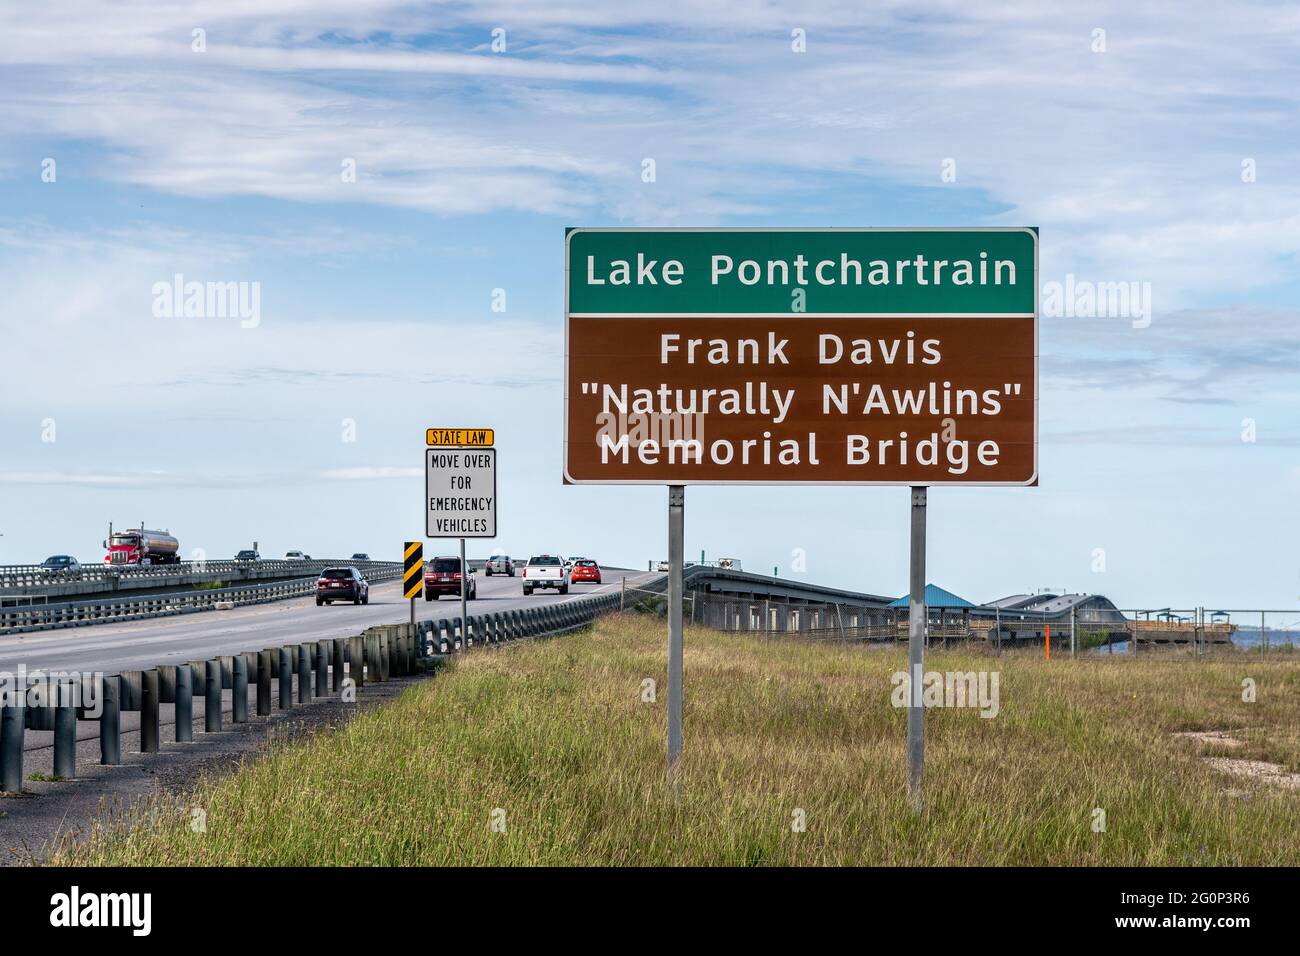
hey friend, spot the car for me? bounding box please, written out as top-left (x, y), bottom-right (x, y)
top-left (235, 549), bottom-right (259, 561)
top-left (484, 554), bottom-right (514, 576)
top-left (315, 566), bottom-right (369, 606)
top-left (570, 559), bottom-right (602, 585)
top-left (656, 560), bottom-right (670, 572)
top-left (523, 554), bottom-right (569, 595)
top-left (41, 555), bottom-right (81, 577)
top-left (350, 553), bottom-right (370, 561)
top-left (424, 556), bottom-right (477, 601)
top-left (285, 551), bottom-right (307, 561)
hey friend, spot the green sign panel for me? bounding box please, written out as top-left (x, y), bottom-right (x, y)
top-left (566, 227), bottom-right (1037, 316)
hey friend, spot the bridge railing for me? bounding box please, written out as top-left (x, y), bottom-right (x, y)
top-left (0, 591), bottom-right (625, 794)
top-left (0, 566), bottom-right (404, 634)
top-left (0, 559), bottom-right (401, 592)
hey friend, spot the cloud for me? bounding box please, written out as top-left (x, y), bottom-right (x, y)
top-left (1041, 304), bottom-right (1300, 404)
top-left (3, 1), bottom-right (1299, 303)
top-left (1043, 424), bottom-right (1300, 447)
top-left (321, 466), bottom-right (422, 480)
top-left (0, 470), bottom-right (172, 486)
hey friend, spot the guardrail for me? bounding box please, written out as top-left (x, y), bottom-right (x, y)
top-left (0, 559), bottom-right (399, 592)
top-left (0, 591), bottom-right (624, 793)
top-left (0, 566), bottom-right (404, 634)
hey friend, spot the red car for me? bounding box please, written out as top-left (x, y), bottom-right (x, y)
top-left (569, 559), bottom-right (602, 584)
top-left (316, 567), bottom-right (369, 606)
top-left (424, 556), bottom-right (478, 601)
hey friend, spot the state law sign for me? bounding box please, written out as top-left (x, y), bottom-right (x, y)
top-left (426, 429), bottom-right (497, 538)
top-left (563, 227), bottom-right (1038, 486)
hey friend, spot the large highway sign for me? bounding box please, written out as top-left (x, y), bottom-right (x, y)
top-left (564, 227), bottom-right (1037, 485)
top-left (425, 430), bottom-right (497, 538)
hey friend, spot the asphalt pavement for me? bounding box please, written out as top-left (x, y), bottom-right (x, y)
top-left (0, 566), bottom-right (651, 675)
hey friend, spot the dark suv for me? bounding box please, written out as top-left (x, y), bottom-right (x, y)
top-left (41, 555), bottom-right (81, 578)
top-left (424, 556), bottom-right (477, 601)
top-left (316, 566), bottom-right (369, 606)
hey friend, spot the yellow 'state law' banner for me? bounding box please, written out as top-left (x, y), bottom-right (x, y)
top-left (426, 428), bottom-right (494, 447)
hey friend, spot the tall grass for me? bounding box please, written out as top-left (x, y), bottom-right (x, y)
top-left (59, 616), bottom-right (1300, 865)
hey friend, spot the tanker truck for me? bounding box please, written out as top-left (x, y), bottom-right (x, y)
top-left (103, 523), bottom-right (181, 565)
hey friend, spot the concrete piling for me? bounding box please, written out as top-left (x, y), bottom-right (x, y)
top-left (175, 663), bottom-right (193, 742)
top-left (100, 675), bottom-right (121, 765)
top-left (232, 655), bottom-right (248, 724)
top-left (205, 659), bottom-right (222, 733)
top-left (297, 643), bottom-right (312, 703)
top-left (279, 647), bottom-right (293, 709)
top-left (0, 697), bottom-right (25, 791)
top-left (141, 668), bottom-right (160, 753)
top-left (332, 638), bottom-right (346, 692)
top-left (257, 649), bottom-right (273, 716)
top-left (53, 680), bottom-right (77, 780)
top-left (350, 634), bottom-right (364, 688)
top-left (316, 639), bottom-right (329, 697)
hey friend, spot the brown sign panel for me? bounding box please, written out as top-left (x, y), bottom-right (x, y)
top-left (563, 228), bottom-right (1038, 486)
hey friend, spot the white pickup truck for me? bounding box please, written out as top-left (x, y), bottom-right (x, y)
top-left (523, 554), bottom-right (569, 595)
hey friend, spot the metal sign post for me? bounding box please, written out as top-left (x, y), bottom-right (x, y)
top-left (667, 485), bottom-right (684, 793)
top-left (460, 537), bottom-right (468, 645)
top-left (907, 487), bottom-right (927, 810)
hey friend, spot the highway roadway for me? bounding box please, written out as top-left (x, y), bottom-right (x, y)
top-left (0, 566), bottom-right (653, 676)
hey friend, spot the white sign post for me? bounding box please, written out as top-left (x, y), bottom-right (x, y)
top-left (426, 435), bottom-right (497, 649)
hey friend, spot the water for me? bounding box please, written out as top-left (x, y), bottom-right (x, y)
top-left (1089, 628), bottom-right (1299, 655)
top-left (1230, 627), bottom-right (1300, 649)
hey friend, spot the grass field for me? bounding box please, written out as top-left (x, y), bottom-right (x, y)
top-left (58, 615), bottom-right (1300, 865)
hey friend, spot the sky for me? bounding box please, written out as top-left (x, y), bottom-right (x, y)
top-left (1, 1), bottom-right (1298, 609)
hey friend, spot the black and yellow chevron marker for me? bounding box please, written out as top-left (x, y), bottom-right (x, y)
top-left (403, 541), bottom-right (424, 599)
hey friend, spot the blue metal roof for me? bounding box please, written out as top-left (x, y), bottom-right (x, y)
top-left (888, 584), bottom-right (976, 609)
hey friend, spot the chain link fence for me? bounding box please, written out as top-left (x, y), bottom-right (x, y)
top-left (681, 593), bottom-right (1299, 659)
